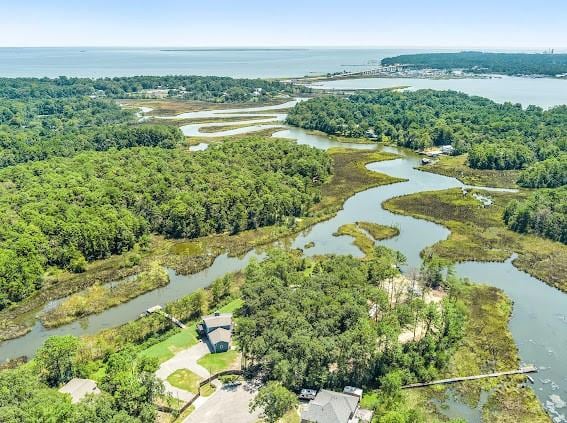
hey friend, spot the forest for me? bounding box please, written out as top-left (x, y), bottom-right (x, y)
top-left (286, 91), bottom-right (567, 171)
top-left (235, 249), bottom-right (466, 391)
top-left (0, 75), bottom-right (307, 102)
top-left (381, 51), bottom-right (567, 76)
top-left (517, 154), bottom-right (567, 188)
top-left (503, 187), bottom-right (567, 244)
top-left (0, 138), bottom-right (331, 308)
top-left (0, 91), bottom-right (185, 167)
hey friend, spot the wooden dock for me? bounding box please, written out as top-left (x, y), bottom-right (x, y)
top-left (146, 305), bottom-right (187, 329)
top-left (402, 366), bottom-right (538, 389)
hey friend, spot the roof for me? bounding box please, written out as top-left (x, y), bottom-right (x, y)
top-left (301, 389), bottom-right (359, 423)
top-left (208, 327), bottom-right (232, 345)
top-left (58, 378), bottom-right (101, 404)
top-left (202, 313), bottom-right (232, 329)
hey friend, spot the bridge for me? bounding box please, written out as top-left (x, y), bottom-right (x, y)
top-left (338, 64), bottom-right (411, 78)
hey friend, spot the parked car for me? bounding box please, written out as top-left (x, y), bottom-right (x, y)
top-left (299, 388), bottom-right (317, 400)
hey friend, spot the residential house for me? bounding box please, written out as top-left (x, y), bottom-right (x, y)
top-left (301, 389), bottom-right (360, 423)
top-left (58, 378), bottom-right (100, 404)
top-left (199, 312), bottom-right (233, 353)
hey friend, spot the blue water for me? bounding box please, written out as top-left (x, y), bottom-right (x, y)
top-left (0, 47), bottom-right (432, 78)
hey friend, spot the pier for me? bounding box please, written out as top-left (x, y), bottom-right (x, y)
top-left (146, 305), bottom-right (187, 329)
top-left (402, 366), bottom-right (538, 389)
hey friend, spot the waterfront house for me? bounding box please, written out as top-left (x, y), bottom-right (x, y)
top-left (198, 312), bottom-right (233, 353)
top-left (301, 388), bottom-right (362, 423)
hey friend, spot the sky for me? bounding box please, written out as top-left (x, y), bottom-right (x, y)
top-left (1, 0), bottom-right (566, 49)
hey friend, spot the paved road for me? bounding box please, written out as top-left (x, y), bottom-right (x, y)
top-left (155, 341), bottom-right (211, 401)
top-left (184, 382), bottom-right (261, 423)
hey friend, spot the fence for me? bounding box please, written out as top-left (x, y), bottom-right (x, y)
top-left (162, 369), bottom-right (244, 419)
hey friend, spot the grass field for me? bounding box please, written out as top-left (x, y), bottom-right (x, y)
top-left (197, 350), bottom-right (240, 374)
top-left (383, 188), bottom-right (567, 292)
top-left (139, 326), bottom-right (199, 364)
top-left (334, 224), bottom-right (375, 257)
top-left (167, 369), bottom-right (201, 393)
top-left (448, 284), bottom-right (547, 422)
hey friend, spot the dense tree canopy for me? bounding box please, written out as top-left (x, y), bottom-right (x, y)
top-left (286, 91), bottom-right (567, 170)
top-left (235, 249), bottom-right (466, 391)
top-left (0, 139), bottom-right (331, 308)
top-left (0, 91), bottom-right (185, 168)
top-left (381, 52), bottom-right (567, 77)
top-left (503, 187), bottom-right (567, 244)
top-left (517, 154), bottom-right (567, 188)
top-left (0, 75), bottom-right (307, 101)
top-left (0, 339), bottom-right (163, 423)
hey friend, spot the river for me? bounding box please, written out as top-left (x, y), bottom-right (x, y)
top-left (309, 75), bottom-right (567, 109)
top-left (1, 102), bottom-right (565, 421)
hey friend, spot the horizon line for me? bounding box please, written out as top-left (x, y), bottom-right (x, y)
top-left (1, 45), bottom-right (566, 50)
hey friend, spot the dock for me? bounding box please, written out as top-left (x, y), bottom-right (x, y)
top-left (146, 305), bottom-right (187, 329)
top-left (402, 366), bottom-right (538, 389)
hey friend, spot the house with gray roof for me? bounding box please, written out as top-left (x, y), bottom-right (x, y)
top-left (198, 312), bottom-right (233, 353)
top-left (301, 389), bottom-right (360, 423)
top-left (58, 378), bottom-right (100, 404)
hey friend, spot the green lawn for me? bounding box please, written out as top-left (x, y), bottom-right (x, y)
top-left (138, 325), bottom-right (198, 363)
top-left (218, 298), bottom-right (243, 313)
top-left (197, 350), bottom-right (239, 374)
top-left (200, 383), bottom-right (216, 397)
top-left (166, 369), bottom-right (201, 394)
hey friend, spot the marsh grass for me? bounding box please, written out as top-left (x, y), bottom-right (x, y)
top-left (41, 262), bottom-right (169, 328)
top-left (383, 188), bottom-right (567, 292)
top-left (334, 221), bottom-right (399, 257)
top-left (419, 155), bottom-right (520, 189)
top-left (198, 121), bottom-right (281, 133)
top-left (356, 221), bottom-right (400, 240)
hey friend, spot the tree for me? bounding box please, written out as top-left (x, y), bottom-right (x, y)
top-left (249, 381), bottom-right (298, 423)
top-left (35, 335), bottom-right (80, 386)
top-left (101, 348), bottom-right (163, 422)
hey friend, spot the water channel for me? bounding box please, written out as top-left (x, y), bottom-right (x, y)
top-left (1, 100), bottom-right (565, 421)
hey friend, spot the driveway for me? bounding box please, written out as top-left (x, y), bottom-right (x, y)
top-left (184, 381), bottom-right (261, 423)
top-left (156, 341), bottom-right (211, 401)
